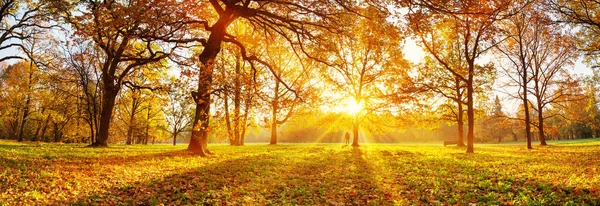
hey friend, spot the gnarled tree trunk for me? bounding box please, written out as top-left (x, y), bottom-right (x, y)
top-left (188, 12), bottom-right (235, 155)
top-left (93, 84), bottom-right (118, 147)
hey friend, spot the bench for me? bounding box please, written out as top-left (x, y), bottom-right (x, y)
top-left (443, 140), bottom-right (460, 146)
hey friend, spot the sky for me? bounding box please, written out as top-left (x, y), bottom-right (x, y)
top-left (2, 29), bottom-right (593, 117)
top-left (401, 38), bottom-right (594, 116)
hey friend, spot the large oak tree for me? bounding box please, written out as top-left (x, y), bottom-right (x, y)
top-left (185, 0), bottom-right (379, 155)
top-left (56, 0), bottom-right (200, 146)
top-left (405, 0), bottom-right (525, 153)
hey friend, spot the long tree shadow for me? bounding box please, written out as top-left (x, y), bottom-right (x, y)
top-left (254, 146), bottom-right (388, 205)
top-left (67, 152), bottom-right (278, 205)
top-left (6, 143), bottom-right (599, 205)
top-left (0, 140), bottom-right (203, 167)
top-left (0, 142), bottom-right (237, 204)
top-left (0, 148), bottom-right (195, 170)
top-left (67, 146), bottom-right (391, 205)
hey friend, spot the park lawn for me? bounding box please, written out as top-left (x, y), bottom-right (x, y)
top-left (0, 140), bottom-right (599, 205)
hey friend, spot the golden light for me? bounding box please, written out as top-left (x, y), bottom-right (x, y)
top-left (319, 90), bottom-right (364, 115)
top-left (345, 100), bottom-right (363, 115)
top-left (403, 38), bottom-right (426, 64)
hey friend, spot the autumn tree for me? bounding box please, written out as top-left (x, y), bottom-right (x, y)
top-left (496, 3), bottom-right (577, 147)
top-left (547, 0), bottom-right (600, 139)
top-left (211, 44), bottom-right (258, 146)
top-left (260, 36), bottom-right (316, 145)
top-left (553, 78), bottom-right (590, 139)
top-left (415, 54), bottom-right (467, 146)
top-left (405, 0), bottom-right (521, 153)
top-left (0, 61), bottom-right (66, 143)
top-left (184, 0), bottom-right (377, 155)
top-left (116, 87), bottom-right (145, 145)
top-left (55, 41), bottom-right (103, 143)
top-left (0, 61), bottom-right (39, 141)
top-left (55, 0), bottom-right (200, 147)
top-left (475, 95), bottom-right (511, 142)
top-left (1, 27), bottom-right (91, 143)
top-left (527, 13), bottom-right (578, 146)
top-left (412, 32), bottom-right (495, 146)
top-left (585, 76), bottom-right (600, 137)
top-left (549, 0), bottom-right (600, 67)
top-left (0, 0), bottom-right (52, 63)
top-left (163, 77), bottom-right (194, 146)
top-left (136, 92), bottom-right (168, 144)
top-left (321, 5), bottom-right (407, 147)
top-left (44, 78), bottom-right (79, 142)
top-left (495, 3), bottom-right (536, 149)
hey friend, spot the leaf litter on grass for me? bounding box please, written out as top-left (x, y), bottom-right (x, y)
top-left (0, 139), bottom-right (599, 205)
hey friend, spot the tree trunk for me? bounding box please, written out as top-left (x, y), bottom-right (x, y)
top-left (352, 113), bottom-right (359, 147)
top-left (270, 81), bottom-right (279, 145)
top-left (173, 131), bottom-right (179, 145)
top-left (33, 109), bottom-right (48, 142)
top-left (17, 101), bottom-right (30, 142)
top-left (144, 125), bottom-right (149, 145)
top-left (522, 74), bottom-right (532, 149)
top-left (466, 77), bottom-right (474, 153)
top-left (9, 111), bottom-right (19, 140)
top-left (88, 121), bottom-right (94, 144)
top-left (53, 123), bottom-right (62, 142)
top-left (270, 120), bottom-right (278, 145)
top-left (127, 96), bottom-right (138, 145)
top-left (233, 54), bottom-right (242, 146)
top-left (40, 114), bottom-right (51, 142)
top-left (189, 60), bottom-right (214, 155)
top-left (240, 91), bottom-right (251, 146)
top-left (537, 101), bottom-right (547, 146)
top-left (33, 117), bottom-right (44, 142)
top-left (144, 105), bottom-right (151, 145)
top-left (457, 99), bottom-right (465, 146)
top-left (224, 91), bottom-right (235, 145)
top-left (17, 61), bottom-right (35, 142)
top-left (93, 88), bottom-right (118, 147)
top-left (91, 91), bottom-right (100, 144)
top-left (126, 117), bottom-right (134, 145)
top-left (455, 77), bottom-right (466, 146)
top-left (188, 11), bottom-right (235, 155)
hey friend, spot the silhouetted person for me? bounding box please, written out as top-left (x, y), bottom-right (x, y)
top-left (344, 132), bottom-right (350, 145)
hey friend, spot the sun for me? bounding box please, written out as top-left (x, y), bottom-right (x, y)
top-left (345, 100), bottom-right (364, 115)
top-left (319, 91), bottom-right (364, 115)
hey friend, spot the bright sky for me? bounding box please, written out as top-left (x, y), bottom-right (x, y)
top-left (401, 38), bottom-right (594, 116)
top-left (2, 28), bottom-right (593, 117)
top-left (0, 47), bottom-right (21, 65)
top-left (403, 38), bottom-right (426, 63)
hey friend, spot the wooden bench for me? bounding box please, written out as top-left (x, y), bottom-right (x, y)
top-left (443, 140), bottom-right (460, 146)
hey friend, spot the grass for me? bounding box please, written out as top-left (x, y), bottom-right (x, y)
top-left (0, 139), bottom-right (599, 205)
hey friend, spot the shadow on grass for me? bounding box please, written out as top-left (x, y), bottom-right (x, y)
top-left (68, 146), bottom-right (391, 205)
top-left (0, 147), bottom-right (196, 169)
top-left (384, 147), bottom-right (600, 205)
top-left (5, 143), bottom-right (598, 205)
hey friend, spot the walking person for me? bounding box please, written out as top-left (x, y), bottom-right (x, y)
top-left (345, 132), bottom-right (350, 145)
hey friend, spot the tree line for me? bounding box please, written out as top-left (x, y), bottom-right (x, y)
top-left (1, 0), bottom-right (600, 154)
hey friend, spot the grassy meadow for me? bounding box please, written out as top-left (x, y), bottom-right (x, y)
top-left (1, 139), bottom-right (599, 205)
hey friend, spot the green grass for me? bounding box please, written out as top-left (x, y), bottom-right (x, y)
top-left (0, 139), bottom-right (599, 205)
